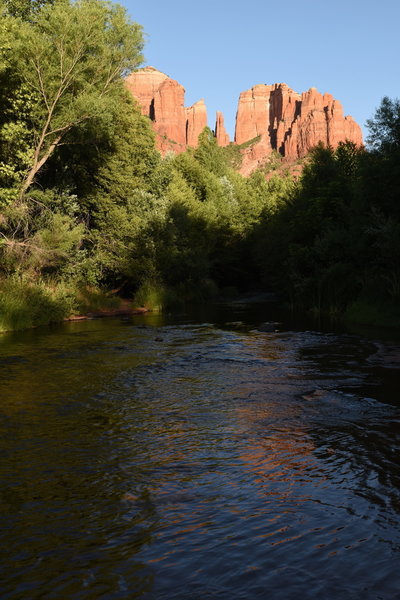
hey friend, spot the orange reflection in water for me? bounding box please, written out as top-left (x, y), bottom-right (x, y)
top-left (235, 400), bottom-right (328, 504)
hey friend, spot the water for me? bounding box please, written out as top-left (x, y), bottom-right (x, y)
top-left (0, 305), bottom-right (399, 599)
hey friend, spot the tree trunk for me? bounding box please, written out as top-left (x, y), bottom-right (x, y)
top-left (19, 132), bottom-right (65, 199)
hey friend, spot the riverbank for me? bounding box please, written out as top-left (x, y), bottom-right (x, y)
top-left (65, 300), bottom-right (149, 322)
top-left (0, 278), bottom-right (151, 334)
top-left (1, 275), bottom-right (399, 335)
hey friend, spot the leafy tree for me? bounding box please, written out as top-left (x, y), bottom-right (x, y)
top-left (154, 170), bottom-right (213, 286)
top-left (0, 76), bottom-right (35, 204)
top-left (363, 97), bottom-right (400, 220)
top-left (194, 127), bottom-right (228, 176)
top-left (41, 89), bottom-right (160, 211)
top-left (0, 190), bottom-right (85, 279)
top-left (366, 96), bottom-right (400, 152)
top-left (0, 0), bottom-right (144, 198)
top-left (4, 0), bottom-right (54, 20)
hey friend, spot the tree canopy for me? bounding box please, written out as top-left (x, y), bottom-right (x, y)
top-left (366, 96), bottom-right (400, 152)
top-left (0, 0), bottom-right (144, 199)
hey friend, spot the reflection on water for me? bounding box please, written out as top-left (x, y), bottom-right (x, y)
top-left (0, 308), bottom-right (399, 599)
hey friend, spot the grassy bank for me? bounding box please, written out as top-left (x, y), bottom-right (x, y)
top-left (2, 274), bottom-right (399, 334)
top-left (0, 277), bottom-right (123, 333)
top-left (0, 275), bottom-right (222, 333)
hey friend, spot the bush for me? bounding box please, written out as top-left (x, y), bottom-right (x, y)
top-left (75, 286), bottom-right (120, 314)
top-left (0, 276), bottom-right (76, 332)
top-left (133, 280), bottom-right (167, 312)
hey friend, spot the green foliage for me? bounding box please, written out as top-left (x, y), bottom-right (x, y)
top-left (251, 126), bottom-right (400, 324)
top-left (0, 0), bottom-right (144, 196)
top-left (220, 135), bottom-right (262, 170)
top-left (155, 171), bottom-right (213, 287)
top-left (265, 150), bottom-right (283, 171)
top-left (366, 96), bottom-right (400, 152)
top-left (0, 275), bottom-right (76, 331)
top-left (362, 97), bottom-right (400, 221)
top-left (133, 280), bottom-right (168, 312)
top-left (346, 300), bottom-right (400, 329)
top-left (89, 92), bottom-right (160, 201)
top-left (0, 70), bottom-right (36, 204)
top-left (75, 286), bottom-right (121, 314)
top-left (194, 127), bottom-right (229, 176)
top-left (0, 191), bottom-right (86, 278)
top-left (4, 0), bottom-right (54, 20)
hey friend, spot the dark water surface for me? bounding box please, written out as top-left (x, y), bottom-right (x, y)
top-left (0, 304), bottom-right (399, 599)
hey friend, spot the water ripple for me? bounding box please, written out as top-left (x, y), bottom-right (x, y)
top-left (0, 316), bottom-right (399, 599)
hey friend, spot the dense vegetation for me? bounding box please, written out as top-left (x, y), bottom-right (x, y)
top-left (0, 0), bottom-right (399, 331)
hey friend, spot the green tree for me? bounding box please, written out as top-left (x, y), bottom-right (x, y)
top-left (4, 0), bottom-right (54, 20)
top-left (194, 127), bottom-right (228, 176)
top-left (363, 97), bottom-right (400, 219)
top-left (0, 0), bottom-right (144, 198)
top-left (366, 96), bottom-right (400, 152)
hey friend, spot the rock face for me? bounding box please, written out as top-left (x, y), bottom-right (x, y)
top-left (235, 84), bottom-right (275, 145)
top-left (124, 66), bottom-right (168, 118)
top-left (125, 67), bottom-right (208, 152)
top-left (215, 111), bottom-right (230, 146)
top-left (235, 83), bottom-right (363, 166)
top-left (126, 67), bottom-right (363, 171)
top-left (240, 134), bottom-right (274, 177)
top-left (186, 99), bottom-right (208, 147)
top-left (153, 77), bottom-right (187, 153)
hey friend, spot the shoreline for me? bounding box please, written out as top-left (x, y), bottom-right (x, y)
top-left (65, 306), bottom-right (150, 322)
top-left (0, 301), bottom-right (151, 335)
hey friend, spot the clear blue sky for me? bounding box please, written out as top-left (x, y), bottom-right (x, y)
top-left (122, 0), bottom-right (400, 141)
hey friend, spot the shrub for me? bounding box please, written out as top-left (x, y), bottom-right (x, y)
top-left (0, 276), bottom-right (76, 332)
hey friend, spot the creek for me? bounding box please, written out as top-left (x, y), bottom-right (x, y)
top-left (0, 302), bottom-right (399, 599)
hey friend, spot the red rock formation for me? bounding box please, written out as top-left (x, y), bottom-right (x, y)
top-left (240, 134), bottom-right (273, 177)
top-left (234, 82), bottom-right (302, 156)
top-left (153, 77), bottom-right (187, 153)
top-left (281, 87), bottom-right (363, 160)
top-left (126, 68), bottom-right (363, 172)
top-left (215, 111), bottom-right (230, 146)
top-left (125, 67), bottom-right (208, 153)
top-left (283, 88), bottom-right (332, 159)
top-left (125, 66), bottom-right (168, 117)
top-left (186, 99), bottom-right (208, 147)
top-left (235, 84), bottom-right (274, 145)
top-left (234, 82), bottom-right (363, 172)
top-left (269, 84), bottom-right (301, 153)
top-left (325, 96), bottom-right (363, 149)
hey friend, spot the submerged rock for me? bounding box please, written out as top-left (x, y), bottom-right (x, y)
top-left (301, 389), bottom-right (328, 401)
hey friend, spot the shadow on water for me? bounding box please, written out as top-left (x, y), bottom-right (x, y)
top-left (0, 302), bottom-right (399, 599)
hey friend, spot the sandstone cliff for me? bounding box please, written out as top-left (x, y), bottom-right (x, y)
top-left (125, 67), bottom-right (363, 173)
top-left (124, 66), bottom-right (168, 118)
top-left (125, 67), bottom-right (208, 152)
top-left (235, 83), bottom-right (363, 167)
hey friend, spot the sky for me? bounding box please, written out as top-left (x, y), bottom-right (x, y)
top-left (122, 0), bottom-right (400, 141)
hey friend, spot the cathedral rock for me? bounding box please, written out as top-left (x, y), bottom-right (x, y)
top-left (125, 66), bottom-right (207, 153)
top-left (235, 84), bottom-right (363, 174)
top-left (125, 67), bottom-right (363, 174)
